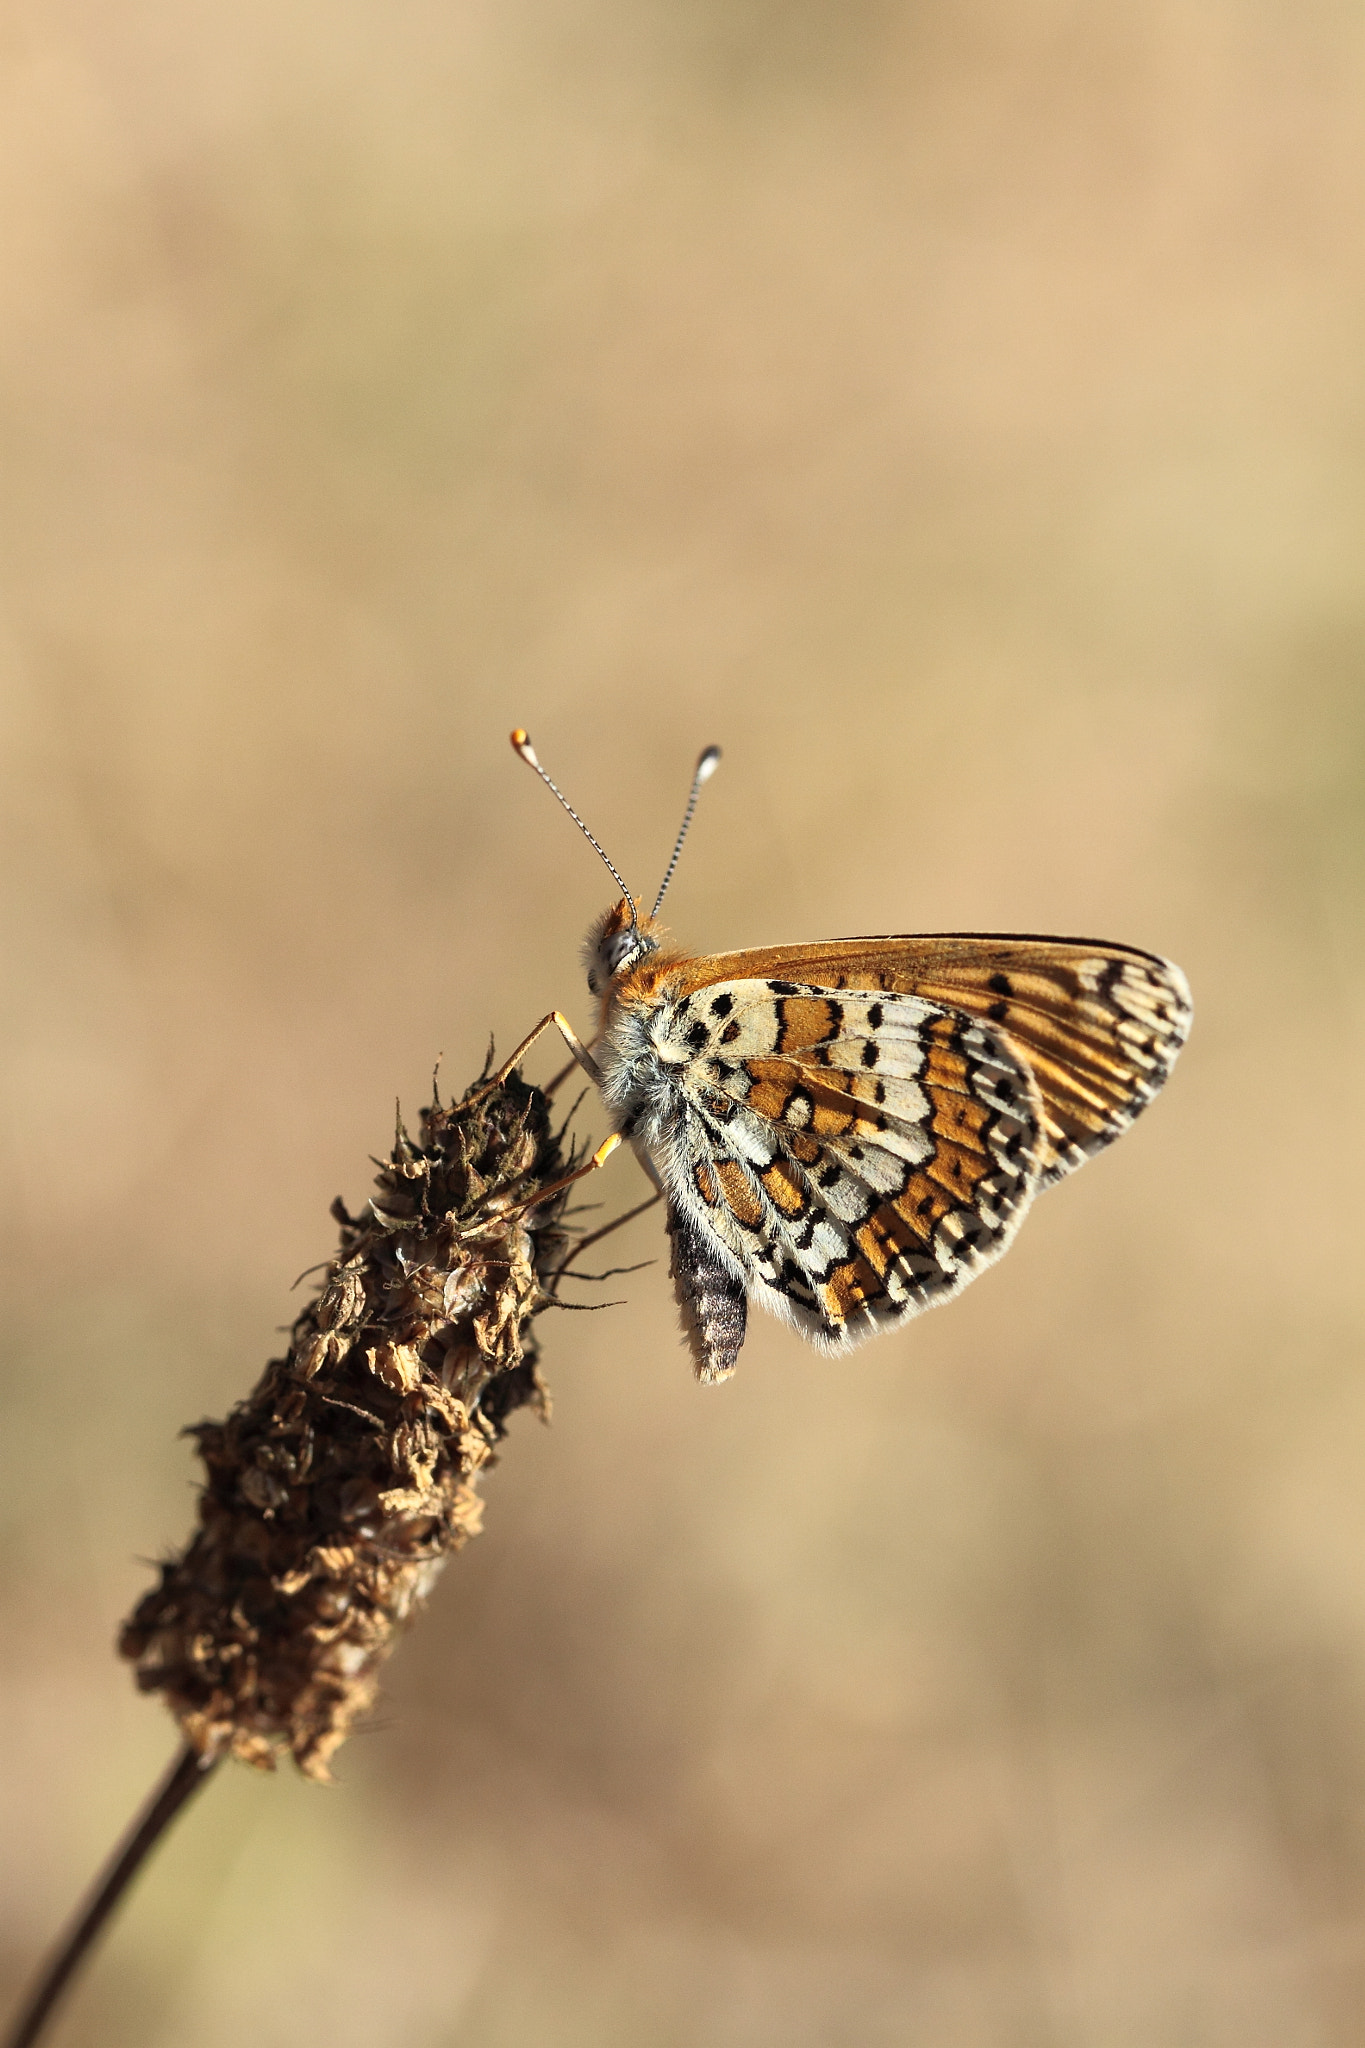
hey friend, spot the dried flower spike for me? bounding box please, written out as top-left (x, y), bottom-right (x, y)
top-left (119, 1066), bottom-right (579, 1781)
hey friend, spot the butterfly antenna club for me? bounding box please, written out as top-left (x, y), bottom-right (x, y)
top-left (510, 728), bottom-right (639, 923)
top-left (652, 744), bottom-right (721, 917)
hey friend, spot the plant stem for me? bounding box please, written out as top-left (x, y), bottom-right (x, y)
top-left (2, 1744), bottom-right (219, 2048)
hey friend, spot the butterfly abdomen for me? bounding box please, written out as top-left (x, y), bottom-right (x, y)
top-left (666, 1200), bottom-right (748, 1383)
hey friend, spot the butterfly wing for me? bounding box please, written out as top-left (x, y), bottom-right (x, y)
top-left (617, 978), bottom-right (1046, 1370)
top-left (665, 934), bottom-right (1191, 1188)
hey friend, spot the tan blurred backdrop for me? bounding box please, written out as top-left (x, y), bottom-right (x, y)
top-left (2, 2), bottom-right (1364, 2042)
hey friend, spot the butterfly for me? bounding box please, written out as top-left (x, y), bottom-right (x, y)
top-left (502, 731), bottom-right (1192, 1384)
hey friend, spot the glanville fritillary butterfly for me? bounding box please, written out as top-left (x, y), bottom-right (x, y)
top-left (486, 730), bottom-right (1191, 1384)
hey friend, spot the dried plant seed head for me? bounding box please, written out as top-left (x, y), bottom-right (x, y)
top-left (119, 1069), bottom-right (576, 1781)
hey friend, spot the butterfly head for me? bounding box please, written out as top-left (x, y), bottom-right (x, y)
top-left (583, 898), bottom-right (668, 997)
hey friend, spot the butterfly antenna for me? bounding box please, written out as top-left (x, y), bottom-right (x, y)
top-left (652, 745), bottom-right (721, 918)
top-left (510, 729), bottom-right (639, 923)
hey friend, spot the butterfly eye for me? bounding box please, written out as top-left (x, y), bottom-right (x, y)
top-left (589, 927), bottom-right (658, 995)
top-left (606, 928), bottom-right (654, 975)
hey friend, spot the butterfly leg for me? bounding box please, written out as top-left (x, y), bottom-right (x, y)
top-left (459, 1128), bottom-right (624, 1237)
top-left (546, 1035), bottom-right (602, 1098)
top-left (548, 1188), bottom-right (664, 1292)
top-left (465, 1011), bottom-right (605, 1105)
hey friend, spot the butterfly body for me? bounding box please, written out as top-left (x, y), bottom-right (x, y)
top-left (585, 906), bottom-right (1191, 1382)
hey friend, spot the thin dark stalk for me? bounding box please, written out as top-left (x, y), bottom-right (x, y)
top-left (3, 1744), bottom-right (219, 2048)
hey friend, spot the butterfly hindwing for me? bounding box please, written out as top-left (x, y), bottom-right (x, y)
top-left (626, 977), bottom-right (1046, 1367)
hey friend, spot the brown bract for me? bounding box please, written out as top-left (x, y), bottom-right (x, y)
top-left (119, 1071), bottom-right (575, 1781)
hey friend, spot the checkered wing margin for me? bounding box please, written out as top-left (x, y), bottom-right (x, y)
top-left (649, 980), bottom-right (1047, 1353)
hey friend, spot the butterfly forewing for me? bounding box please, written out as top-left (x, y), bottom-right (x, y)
top-left (664, 934), bottom-right (1191, 1188)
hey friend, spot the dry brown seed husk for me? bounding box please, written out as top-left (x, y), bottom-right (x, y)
top-left (119, 1071), bottom-right (575, 1781)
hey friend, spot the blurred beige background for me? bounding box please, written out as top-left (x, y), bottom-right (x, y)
top-left (2, 2), bottom-right (1364, 2042)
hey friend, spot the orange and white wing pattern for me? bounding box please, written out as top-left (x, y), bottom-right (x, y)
top-left (664, 934), bottom-right (1193, 1191)
top-left (602, 975), bottom-right (1048, 1375)
top-left (601, 934), bottom-right (1190, 1379)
